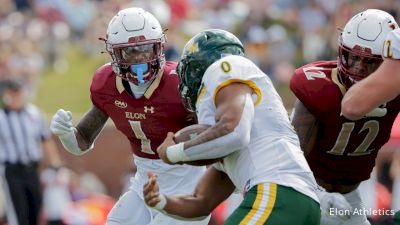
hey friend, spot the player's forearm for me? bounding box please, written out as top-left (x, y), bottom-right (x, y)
top-left (75, 105), bottom-right (108, 150)
top-left (162, 168), bottom-right (233, 219)
top-left (146, 168), bottom-right (234, 220)
top-left (181, 94), bottom-right (253, 161)
top-left (163, 195), bottom-right (213, 219)
top-left (342, 59), bottom-right (400, 120)
top-left (341, 82), bottom-right (376, 120)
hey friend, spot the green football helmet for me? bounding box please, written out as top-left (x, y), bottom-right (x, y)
top-left (177, 29), bottom-right (245, 112)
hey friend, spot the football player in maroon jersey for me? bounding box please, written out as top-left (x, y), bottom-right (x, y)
top-left (290, 9), bottom-right (399, 225)
top-left (50, 7), bottom-right (209, 225)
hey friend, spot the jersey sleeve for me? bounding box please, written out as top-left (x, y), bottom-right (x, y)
top-left (89, 64), bottom-right (113, 114)
top-left (383, 29), bottom-right (400, 59)
top-left (201, 55), bottom-right (262, 106)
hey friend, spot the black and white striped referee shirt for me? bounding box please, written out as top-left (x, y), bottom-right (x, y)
top-left (0, 104), bottom-right (50, 164)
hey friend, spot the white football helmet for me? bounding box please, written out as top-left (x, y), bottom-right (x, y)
top-left (105, 7), bottom-right (166, 85)
top-left (338, 9), bottom-right (398, 88)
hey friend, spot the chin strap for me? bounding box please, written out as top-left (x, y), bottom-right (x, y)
top-left (128, 81), bottom-right (151, 98)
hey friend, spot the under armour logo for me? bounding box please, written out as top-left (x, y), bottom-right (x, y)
top-left (115, 100), bottom-right (127, 108)
top-left (144, 106), bottom-right (154, 114)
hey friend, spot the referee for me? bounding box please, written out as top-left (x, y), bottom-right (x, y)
top-left (0, 79), bottom-right (61, 225)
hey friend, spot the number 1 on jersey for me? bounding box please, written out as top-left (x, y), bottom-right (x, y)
top-left (129, 120), bottom-right (155, 154)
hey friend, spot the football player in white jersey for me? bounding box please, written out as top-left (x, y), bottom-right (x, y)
top-left (342, 28), bottom-right (400, 120)
top-left (142, 29), bottom-right (320, 225)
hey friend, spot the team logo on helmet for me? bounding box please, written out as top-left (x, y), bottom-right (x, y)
top-left (187, 41), bottom-right (199, 54)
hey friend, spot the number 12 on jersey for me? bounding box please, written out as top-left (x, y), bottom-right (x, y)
top-left (327, 120), bottom-right (379, 156)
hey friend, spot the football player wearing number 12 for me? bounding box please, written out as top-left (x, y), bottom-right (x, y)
top-left (290, 9), bottom-right (400, 225)
top-left (49, 7), bottom-right (209, 225)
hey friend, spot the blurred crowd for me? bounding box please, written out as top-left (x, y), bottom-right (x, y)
top-left (0, 0), bottom-right (399, 91)
top-left (38, 167), bottom-right (114, 225)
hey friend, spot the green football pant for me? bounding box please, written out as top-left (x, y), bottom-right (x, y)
top-left (224, 183), bottom-right (320, 225)
top-left (394, 211), bottom-right (400, 225)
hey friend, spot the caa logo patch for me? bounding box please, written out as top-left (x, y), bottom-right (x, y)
top-left (115, 100), bottom-right (127, 108)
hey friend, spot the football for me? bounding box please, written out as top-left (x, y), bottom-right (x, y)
top-left (173, 124), bottom-right (211, 143)
top-left (174, 124), bottom-right (222, 166)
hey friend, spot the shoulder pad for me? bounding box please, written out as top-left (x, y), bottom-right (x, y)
top-left (290, 61), bottom-right (340, 116)
top-left (90, 63), bottom-right (114, 93)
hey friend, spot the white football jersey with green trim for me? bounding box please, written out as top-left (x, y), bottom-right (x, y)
top-left (384, 28), bottom-right (400, 59)
top-left (196, 55), bottom-right (318, 202)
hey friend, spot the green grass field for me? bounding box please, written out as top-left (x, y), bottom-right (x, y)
top-left (35, 48), bottom-right (107, 118)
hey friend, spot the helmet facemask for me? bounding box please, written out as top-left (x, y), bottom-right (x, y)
top-left (107, 35), bottom-right (166, 85)
top-left (338, 42), bottom-right (383, 87)
top-left (177, 57), bottom-right (205, 112)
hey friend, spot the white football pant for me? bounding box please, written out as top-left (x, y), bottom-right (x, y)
top-left (106, 156), bottom-right (210, 225)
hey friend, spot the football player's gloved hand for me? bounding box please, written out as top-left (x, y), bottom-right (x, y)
top-left (316, 187), bottom-right (353, 222)
top-left (51, 109), bottom-right (74, 136)
top-left (50, 109), bottom-right (86, 156)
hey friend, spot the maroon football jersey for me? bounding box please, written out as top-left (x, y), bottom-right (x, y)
top-left (290, 61), bottom-right (400, 184)
top-left (90, 62), bottom-right (193, 159)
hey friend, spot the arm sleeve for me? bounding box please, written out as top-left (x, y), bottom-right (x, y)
top-left (183, 94), bottom-right (254, 160)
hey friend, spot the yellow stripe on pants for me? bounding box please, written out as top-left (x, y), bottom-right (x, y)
top-left (255, 183), bottom-right (277, 225)
top-left (239, 183), bottom-right (277, 225)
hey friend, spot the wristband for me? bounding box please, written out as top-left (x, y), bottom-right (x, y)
top-left (166, 143), bottom-right (190, 163)
top-left (153, 194), bottom-right (167, 210)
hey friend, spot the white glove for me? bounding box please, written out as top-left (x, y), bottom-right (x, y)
top-left (50, 109), bottom-right (74, 136)
top-left (50, 109), bottom-right (87, 156)
top-left (317, 187), bottom-right (353, 222)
